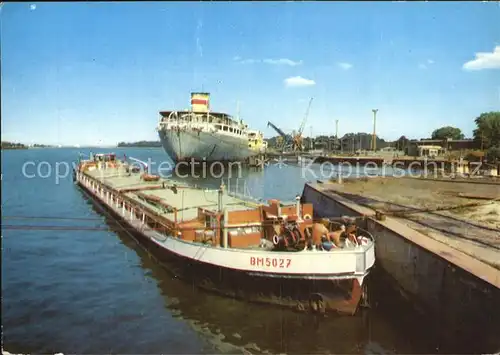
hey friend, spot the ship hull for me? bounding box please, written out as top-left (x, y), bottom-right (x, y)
top-left (158, 129), bottom-right (257, 162)
top-left (140, 233), bottom-right (368, 315)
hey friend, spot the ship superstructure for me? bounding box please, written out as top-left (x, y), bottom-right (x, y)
top-left (157, 93), bottom-right (264, 162)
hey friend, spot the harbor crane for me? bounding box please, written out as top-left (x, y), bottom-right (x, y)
top-left (292, 97), bottom-right (313, 151)
top-left (267, 97), bottom-right (314, 152)
top-left (266, 121), bottom-right (291, 152)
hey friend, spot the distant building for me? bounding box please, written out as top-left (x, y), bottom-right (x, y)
top-left (406, 139), bottom-right (480, 156)
top-left (417, 145), bottom-right (445, 158)
top-left (313, 137), bottom-right (336, 151)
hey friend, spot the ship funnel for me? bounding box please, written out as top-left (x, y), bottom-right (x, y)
top-left (191, 92), bottom-right (210, 113)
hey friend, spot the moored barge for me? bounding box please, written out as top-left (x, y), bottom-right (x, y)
top-left (74, 153), bottom-right (375, 314)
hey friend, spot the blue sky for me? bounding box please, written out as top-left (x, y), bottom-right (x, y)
top-left (2, 2), bottom-right (499, 146)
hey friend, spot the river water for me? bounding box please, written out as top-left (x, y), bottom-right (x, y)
top-left (2, 148), bottom-right (442, 354)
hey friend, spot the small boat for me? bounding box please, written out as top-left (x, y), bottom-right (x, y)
top-left (75, 154), bottom-right (376, 315)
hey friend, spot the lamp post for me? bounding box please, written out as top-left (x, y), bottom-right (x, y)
top-left (335, 119), bottom-right (339, 153)
top-left (371, 109), bottom-right (378, 151)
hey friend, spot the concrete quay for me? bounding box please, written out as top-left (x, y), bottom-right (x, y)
top-left (267, 152), bottom-right (499, 173)
top-left (267, 152), bottom-right (387, 166)
top-left (301, 176), bottom-right (500, 353)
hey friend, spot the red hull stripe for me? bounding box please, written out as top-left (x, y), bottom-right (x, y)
top-left (191, 99), bottom-right (208, 105)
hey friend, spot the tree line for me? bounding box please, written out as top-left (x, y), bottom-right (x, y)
top-left (265, 111), bottom-right (500, 161)
top-left (117, 140), bottom-right (162, 147)
top-left (395, 111), bottom-right (499, 161)
top-left (1, 142), bottom-right (58, 149)
top-left (423, 112), bottom-right (499, 146)
top-left (1, 141), bottom-right (27, 149)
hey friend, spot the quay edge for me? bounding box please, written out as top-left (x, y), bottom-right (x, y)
top-left (266, 153), bottom-right (387, 167)
top-left (301, 181), bottom-right (500, 353)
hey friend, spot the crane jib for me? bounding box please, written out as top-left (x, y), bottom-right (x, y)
top-left (267, 97), bottom-right (313, 152)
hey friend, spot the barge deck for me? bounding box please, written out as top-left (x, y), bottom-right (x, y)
top-left (90, 170), bottom-right (258, 223)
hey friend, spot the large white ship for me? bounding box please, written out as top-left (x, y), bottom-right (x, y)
top-left (157, 93), bottom-right (266, 162)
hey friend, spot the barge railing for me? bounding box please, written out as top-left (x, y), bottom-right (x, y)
top-left (77, 171), bottom-right (178, 236)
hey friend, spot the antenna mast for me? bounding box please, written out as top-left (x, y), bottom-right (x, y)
top-left (371, 109), bottom-right (378, 151)
top-left (236, 100), bottom-right (240, 121)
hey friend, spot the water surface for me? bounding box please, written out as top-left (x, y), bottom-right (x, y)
top-left (2, 148), bottom-right (441, 354)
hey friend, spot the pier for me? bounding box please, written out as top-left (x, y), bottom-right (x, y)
top-left (265, 151), bottom-right (497, 171)
top-left (266, 152), bottom-right (387, 166)
top-left (301, 176), bottom-right (500, 353)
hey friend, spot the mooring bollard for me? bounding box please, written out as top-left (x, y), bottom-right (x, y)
top-left (375, 210), bottom-right (386, 221)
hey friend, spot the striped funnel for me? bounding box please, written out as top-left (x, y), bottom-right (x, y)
top-left (191, 92), bottom-right (210, 113)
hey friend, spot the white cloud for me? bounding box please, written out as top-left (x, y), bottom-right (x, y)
top-left (337, 62), bottom-right (353, 70)
top-left (233, 57), bottom-right (302, 66)
top-left (418, 63), bottom-right (427, 70)
top-left (284, 76), bottom-right (316, 87)
top-left (263, 58), bottom-right (302, 66)
top-left (463, 46), bottom-right (500, 71)
top-left (427, 59), bottom-right (434, 64)
top-left (30, 4), bottom-right (36, 10)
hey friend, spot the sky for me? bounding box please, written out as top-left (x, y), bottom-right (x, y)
top-left (1, 2), bottom-right (500, 146)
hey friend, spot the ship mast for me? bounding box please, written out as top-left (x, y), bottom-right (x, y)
top-left (236, 100), bottom-right (241, 122)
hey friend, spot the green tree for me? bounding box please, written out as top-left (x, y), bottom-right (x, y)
top-left (486, 146), bottom-right (500, 162)
top-left (431, 126), bottom-right (465, 140)
top-left (473, 112), bottom-right (500, 149)
top-left (395, 135), bottom-right (409, 151)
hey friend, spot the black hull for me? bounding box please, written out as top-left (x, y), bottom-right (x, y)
top-left (77, 181), bottom-right (368, 315)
